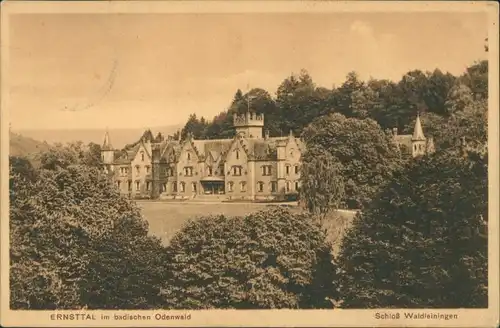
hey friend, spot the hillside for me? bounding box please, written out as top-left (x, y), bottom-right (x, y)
top-left (9, 132), bottom-right (51, 159)
top-left (12, 124), bottom-right (183, 150)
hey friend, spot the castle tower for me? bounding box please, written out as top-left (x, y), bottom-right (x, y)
top-left (233, 111), bottom-right (264, 138)
top-left (101, 129), bottom-right (115, 165)
top-left (411, 113), bottom-right (427, 157)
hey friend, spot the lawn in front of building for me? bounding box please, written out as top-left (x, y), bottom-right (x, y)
top-left (137, 201), bottom-right (357, 251)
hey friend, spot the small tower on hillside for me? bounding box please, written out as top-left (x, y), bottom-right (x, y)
top-left (233, 111), bottom-right (264, 138)
top-left (411, 113), bottom-right (427, 157)
top-left (101, 129), bottom-right (115, 165)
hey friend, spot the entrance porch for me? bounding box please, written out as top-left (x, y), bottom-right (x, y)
top-left (200, 177), bottom-right (225, 195)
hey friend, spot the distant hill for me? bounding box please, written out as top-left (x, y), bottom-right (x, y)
top-left (9, 132), bottom-right (51, 159)
top-left (12, 125), bottom-right (183, 150)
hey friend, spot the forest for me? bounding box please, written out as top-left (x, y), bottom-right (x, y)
top-left (176, 61), bottom-right (487, 143)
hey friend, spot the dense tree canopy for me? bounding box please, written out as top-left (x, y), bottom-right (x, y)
top-left (336, 147), bottom-right (488, 308)
top-left (301, 113), bottom-right (403, 209)
top-left (174, 61), bottom-right (487, 142)
top-left (161, 208), bottom-right (337, 309)
top-left (9, 154), bottom-right (167, 309)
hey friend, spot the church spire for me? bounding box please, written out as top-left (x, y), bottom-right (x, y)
top-left (412, 113), bottom-right (426, 141)
top-left (102, 128), bottom-right (113, 150)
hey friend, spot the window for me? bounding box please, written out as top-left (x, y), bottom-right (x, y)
top-left (180, 182), bottom-right (185, 192)
top-left (261, 165), bottom-right (272, 176)
top-left (187, 152), bottom-right (191, 160)
top-left (135, 166), bottom-right (140, 174)
top-left (240, 181), bottom-right (247, 192)
top-left (162, 183), bottom-right (167, 193)
top-left (258, 181), bottom-right (264, 192)
top-left (286, 165), bottom-right (291, 175)
top-left (146, 181), bottom-right (151, 191)
top-left (218, 165), bottom-right (225, 175)
top-left (141, 151), bottom-right (145, 161)
top-left (146, 166), bottom-right (150, 174)
top-left (128, 181), bottom-right (132, 191)
top-left (271, 181), bottom-right (277, 192)
top-left (116, 181), bottom-right (121, 189)
top-left (295, 181), bottom-right (300, 191)
top-left (184, 167), bottom-right (193, 176)
top-left (232, 166), bottom-right (242, 176)
top-left (236, 150), bottom-right (240, 160)
top-left (173, 182), bottom-right (178, 192)
top-left (228, 181), bottom-right (234, 192)
top-left (207, 167), bottom-right (213, 176)
top-left (192, 182), bottom-right (197, 192)
top-left (135, 181), bottom-right (140, 191)
top-left (167, 168), bottom-right (173, 177)
top-left (286, 181), bottom-right (291, 192)
top-left (294, 165), bottom-right (299, 174)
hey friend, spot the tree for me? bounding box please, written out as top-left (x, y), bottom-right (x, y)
top-left (300, 145), bottom-right (345, 221)
top-left (10, 151), bottom-right (168, 309)
top-left (461, 60), bottom-right (488, 100)
top-left (275, 70), bottom-right (322, 135)
top-left (302, 113), bottom-right (403, 209)
top-left (444, 83), bottom-right (474, 116)
top-left (161, 208), bottom-right (337, 309)
top-left (181, 113), bottom-right (209, 140)
top-left (337, 148), bottom-right (488, 308)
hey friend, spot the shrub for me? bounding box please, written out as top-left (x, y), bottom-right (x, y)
top-left (162, 207), bottom-right (337, 309)
top-left (336, 148), bottom-right (488, 308)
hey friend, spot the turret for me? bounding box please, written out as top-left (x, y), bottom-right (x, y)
top-left (233, 111), bottom-right (264, 138)
top-left (101, 129), bottom-right (114, 165)
top-left (411, 113), bottom-right (427, 157)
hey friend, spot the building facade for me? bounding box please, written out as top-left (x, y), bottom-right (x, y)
top-left (102, 112), bottom-right (304, 200)
top-left (102, 112), bottom-right (433, 200)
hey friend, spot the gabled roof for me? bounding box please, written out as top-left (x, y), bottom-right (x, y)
top-left (113, 140), bottom-right (151, 164)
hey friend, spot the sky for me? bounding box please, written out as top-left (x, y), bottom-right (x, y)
top-left (7, 11), bottom-right (488, 130)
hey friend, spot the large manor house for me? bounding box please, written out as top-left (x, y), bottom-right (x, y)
top-left (101, 111), bottom-right (434, 200)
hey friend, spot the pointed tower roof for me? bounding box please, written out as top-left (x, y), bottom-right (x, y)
top-left (412, 113), bottom-right (426, 141)
top-left (102, 129), bottom-right (113, 151)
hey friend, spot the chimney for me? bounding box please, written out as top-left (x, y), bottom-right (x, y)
top-left (392, 127), bottom-right (398, 136)
top-left (265, 130), bottom-right (270, 140)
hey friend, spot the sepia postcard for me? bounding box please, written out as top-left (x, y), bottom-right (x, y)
top-left (1, 1), bottom-right (499, 327)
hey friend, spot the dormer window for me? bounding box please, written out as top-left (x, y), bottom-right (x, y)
top-left (141, 151), bottom-right (145, 161)
top-left (232, 166), bottom-right (242, 176)
top-left (236, 150), bottom-right (240, 160)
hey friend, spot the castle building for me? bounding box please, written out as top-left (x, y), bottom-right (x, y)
top-left (102, 111), bottom-right (305, 200)
top-left (101, 112), bottom-right (433, 200)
